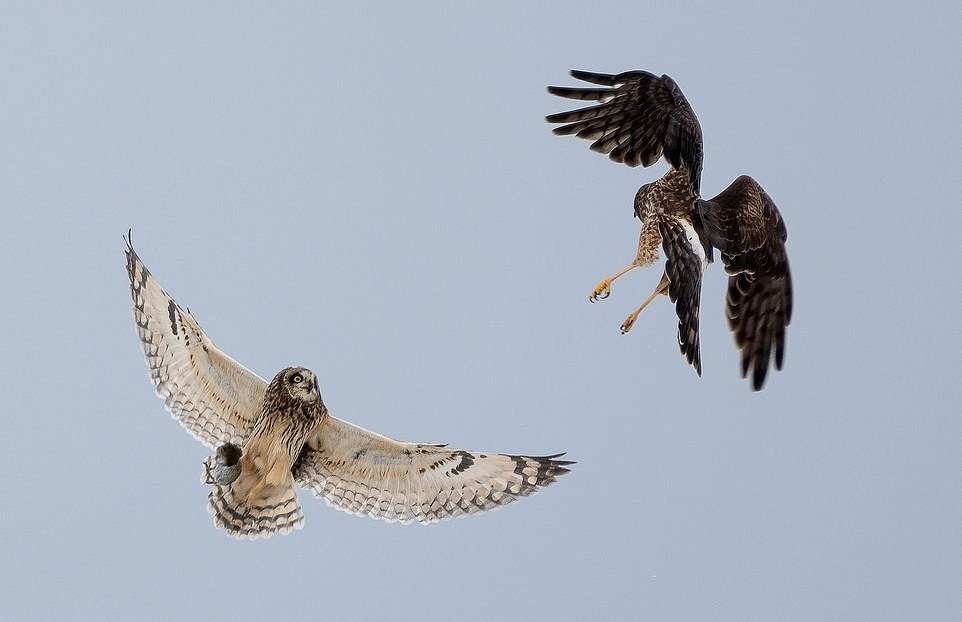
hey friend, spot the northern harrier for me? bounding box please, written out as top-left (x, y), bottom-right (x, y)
top-left (125, 236), bottom-right (572, 539)
top-left (547, 69), bottom-right (793, 390)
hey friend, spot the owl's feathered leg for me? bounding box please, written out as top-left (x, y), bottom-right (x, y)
top-left (589, 265), bottom-right (637, 302)
top-left (620, 272), bottom-right (670, 334)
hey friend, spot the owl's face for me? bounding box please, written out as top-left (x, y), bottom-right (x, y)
top-left (283, 367), bottom-right (321, 404)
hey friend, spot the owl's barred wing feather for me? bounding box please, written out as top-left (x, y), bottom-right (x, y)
top-left (546, 69), bottom-right (704, 194)
top-left (125, 236), bottom-right (268, 447)
top-left (696, 176), bottom-right (793, 390)
top-left (294, 416), bottom-right (572, 524)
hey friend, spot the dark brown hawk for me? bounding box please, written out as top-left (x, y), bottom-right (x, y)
top-left (547, 69), bottom-right (792, 391)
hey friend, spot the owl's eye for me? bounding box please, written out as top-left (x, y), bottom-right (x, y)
top-left (292, 374), bottom-right (303, 384)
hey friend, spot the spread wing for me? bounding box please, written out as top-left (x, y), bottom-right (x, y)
top-left (125, 234), bottom-right (268, 447)
top-left (658, 218), bottom-right (709, 375)
top-left (546, 69), bottom-right (704, 194)
top-left (293, 416), bottom-right (572, 524)
top-left (696, 177), bottom-right (793, 390)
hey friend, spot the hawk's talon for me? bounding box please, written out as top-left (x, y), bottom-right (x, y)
top-left (589, 281), bottom-right (612, 303)
top-left (621, 314), bottom-right (639, 334)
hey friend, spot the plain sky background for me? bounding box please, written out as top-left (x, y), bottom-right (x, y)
top-left (2, 1), bottom-right (961, 620)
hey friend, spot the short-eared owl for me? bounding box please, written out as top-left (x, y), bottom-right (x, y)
top-left (547, 69), bottom-right (793, 390)
top-left (125, 236), bottom-right (572, 539)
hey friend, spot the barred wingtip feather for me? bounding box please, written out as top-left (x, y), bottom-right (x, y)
top-left (124, 237), bottom-right (268, 448)
top-left (727, 271), bottom-right (792, 391)
top-left (547, 68), bottom-right (704, 194)
top-left (294, 417), bottom-right (573, 526)
top-left (700, 177), bottom-right (792, 391)
top-left (302, 452), bottom-right (573, 526)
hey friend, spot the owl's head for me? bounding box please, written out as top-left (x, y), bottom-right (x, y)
top-left (277, 366), bottom-right (322, 405)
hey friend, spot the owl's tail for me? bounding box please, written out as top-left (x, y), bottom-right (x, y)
top-left (207, 477), bottom-right (304, 540)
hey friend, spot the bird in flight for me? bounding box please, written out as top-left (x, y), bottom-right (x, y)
top-left (547, 69), bottom-right (793, 390)
top-left (125, 235), bottom-right (572, 539)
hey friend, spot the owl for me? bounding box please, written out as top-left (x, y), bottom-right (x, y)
top-left (126, 236), bottom-right (572, 539)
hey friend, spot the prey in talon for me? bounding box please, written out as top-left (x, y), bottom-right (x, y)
top-left (203, 443), bottom-right (243, 486)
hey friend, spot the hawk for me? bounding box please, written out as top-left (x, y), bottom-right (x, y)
top-left (547, 69), bottom-right (793, 390)
top-left (125, 236), bottom-right (572, 539)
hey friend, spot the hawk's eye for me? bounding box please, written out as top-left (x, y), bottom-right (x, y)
top-left (292, 374), bottom-right (303, 384)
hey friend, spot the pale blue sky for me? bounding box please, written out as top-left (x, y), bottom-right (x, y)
top-left (2, 2), bottom-right (961, 620)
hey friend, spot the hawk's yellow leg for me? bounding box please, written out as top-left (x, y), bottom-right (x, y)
top-left (589, 265), bottom-right (636, 303)
top-left (621, 273), bottom-right (670, 334)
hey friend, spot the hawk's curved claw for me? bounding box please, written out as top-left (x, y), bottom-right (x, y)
top-left (620, 313), bottom-right (639, 334)
top-left (589, 280), bottom-right (612, 303)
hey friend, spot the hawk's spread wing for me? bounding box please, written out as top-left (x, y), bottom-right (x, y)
top-left (126, 236), bottom-right (268, 447)
top-left (658, 218), bottom-right (709, 375)
top-left (696, 176), bottom-right (793, 390)
top-left (547, 69), bottom-right (704, 194)
top-left (294, 416), bottom-right (572, 524)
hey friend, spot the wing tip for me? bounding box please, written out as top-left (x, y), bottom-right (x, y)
top-left (540, 451), bottom-right (575, 466)
top-left (569, 69), bottom-right (617, 84)
top-left (739, 353), bottom-right (776, 392)
top-left (124, 228), bottom-right (137, 260)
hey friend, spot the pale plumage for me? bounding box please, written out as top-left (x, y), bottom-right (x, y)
top-left (547, 69), bottom-right (792, 390)
top-left (126, 236), bottom-right (571, 539)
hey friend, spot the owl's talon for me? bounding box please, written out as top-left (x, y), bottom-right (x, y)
top-left (202, 457), bottom-right (215, 484)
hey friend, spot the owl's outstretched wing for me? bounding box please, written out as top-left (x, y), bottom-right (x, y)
top-left (125, 235), bottom-right (268, 447)
top-left (696, 176), bottom-right (793, 391)
top-left (294, 416), bottom-right (572, 524)
top-left (547, 69), bottom-right (704, 194)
